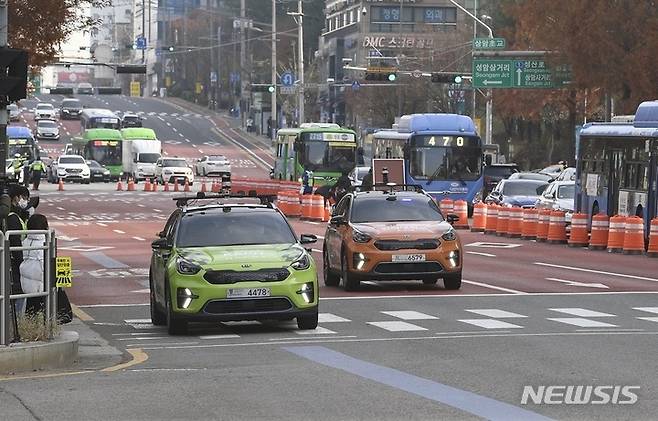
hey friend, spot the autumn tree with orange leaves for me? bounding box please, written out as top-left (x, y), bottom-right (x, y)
top-left (8, 0), bottom-right (110, 68)
top-left (489, 0), bottom-right (658, 168)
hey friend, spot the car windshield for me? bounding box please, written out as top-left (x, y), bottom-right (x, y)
top-left (139, 153), bottom-right (160, 163)
top-left (37, 104), bottom-right (53, 110)
top-left (162, 159), bottom-right (188, 167)
top-left (557, 184), bottom-right (575, 199)
top-left (502, 181), bottom-right (547, 196)
top-left (351, 195), bottom-right (444, 223)
top-left (87, 160), bottom-right (100, 168)
top-left (62, 100), bottom-right (80, 108)
top-left (176, 210), bottom-right (297, 247)
top-left (208, 155), bottom-right (227, 161)
top-left (59, 157), bottom-right (85, 164)
top-left (38, 121), bottom-right (57, 128)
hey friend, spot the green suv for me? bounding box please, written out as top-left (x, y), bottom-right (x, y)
top-left (150, 194), bottom-right (319, 335)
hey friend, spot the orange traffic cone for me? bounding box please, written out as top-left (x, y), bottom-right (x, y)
top-left (201, 178), bottom-right (207, 193)
top-left (143, 178), bottom-right (151, 192)
top-left (58, 178), bottom-right (64, 191)
top-left (648, 218), bottom-right (658, 257)
top-left (174, 179), bottom-right (180, 192)
top-left (184, 178), bottom-right (191, 192)
top-left (116, 179), bottom-right (124, 191)
top-left (323, 200), bottom-right (331, 222)
top-left (127, 178), bottom-right (135, 191)
top-left (151, 179), bottom-right (158, 192)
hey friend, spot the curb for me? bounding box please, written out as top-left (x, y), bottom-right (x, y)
top-left (0, 331), bottom-right (79, 374)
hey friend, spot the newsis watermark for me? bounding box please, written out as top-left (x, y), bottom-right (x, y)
top-left (521, 385), bottom-right (640, 405)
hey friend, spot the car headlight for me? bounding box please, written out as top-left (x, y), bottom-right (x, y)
top-left (442, 229), bottom-right (457, 241)
top-left (177, 287), bottom-right (199, 309)
top-left (291, 253), bottom-right (311, 271)
top-left (297, 282), bottom-right (314, 303)
top-left (103, 170), bottom-right (110, 175)
top-left (352, 228), bottom-right (372, 243)
top-left (448, 250), bottom-right (460, 268)
top-left (176, 256), bottom-right (201, 275)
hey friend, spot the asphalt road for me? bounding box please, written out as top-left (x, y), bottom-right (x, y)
top-left (2, 95), bottom-right (657, 420)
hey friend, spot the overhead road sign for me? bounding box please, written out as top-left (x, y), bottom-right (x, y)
top-left (473, 37), bottom-right (506, 50)
top-left (472, 59), bottom-right (571, 89)
top-left (136, 36), bottom-right (147, 50)
top-left (281, 71), bottom-right (295, 87)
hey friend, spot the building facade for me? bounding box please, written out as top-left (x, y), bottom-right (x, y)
top-left (318, 0), bottom-right (480, 128)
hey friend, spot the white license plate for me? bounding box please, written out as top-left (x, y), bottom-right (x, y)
top-left (392, 254), bottom-right (426, 262)
top-left (226, 287), bottom-right (271, 298)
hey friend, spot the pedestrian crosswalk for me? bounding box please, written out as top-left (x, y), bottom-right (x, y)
top-left (116, 110), bottom-right (209, 119)
top-left (117, 306), bottom-right (658, 341)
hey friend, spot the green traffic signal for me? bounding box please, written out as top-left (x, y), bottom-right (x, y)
top-left (268, 86), bottom-right (275, 93)
top-left (387, 73), bottom-right (397, 82)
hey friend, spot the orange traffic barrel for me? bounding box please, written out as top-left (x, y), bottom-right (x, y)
top-left (484, 204), bottom-right (498, 234)
top-left (521, 208), bottom-right (538, 240)
top-left (310, 194), bottom-right (325, 221)
top-left (547, 210), bottom-right (568, 244)
top-left (127, 178), bottom-right (135, 191)
top-left (648, 218), bottom-right (658, 257)
top-left (568, 213), bottom-right (589, 248)
top-left (507, 207), bottom-right (523, 238)
top-left (300, 194), bottom-right (312, 219)
top-left (276, 191), bottom-right (289, 216)
top-left (496, 207), bottom-right (510, 236)
top-left (288, 191), bottom-right (301, 217)
top-left (453, 200), bottom-right (469, 229)
top-left (622, 216), bottom-right (645, 255)
top-left (439, 198), bottom-right (454, 216)
top-left (607, 215), bottom-right (627, 253)
top-left (536, 209), bottom-right (552, 242)
top-left (589, 214), bottom-right (609, 250)
top-left (471, 202), bottom-right (487, 232)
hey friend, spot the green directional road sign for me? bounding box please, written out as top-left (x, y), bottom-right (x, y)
top-left (473, 59), bottom-right (572, 89)
top-left (473, 37), bottom-right (506, 50)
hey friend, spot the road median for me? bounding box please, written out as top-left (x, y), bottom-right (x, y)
top-left (0, 330), bottom-right (79, 374)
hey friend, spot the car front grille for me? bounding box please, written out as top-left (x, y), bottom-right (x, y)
top-left (204, 268), bottom-right (290, 284)
top-left (204, 298), bottom-right (292, 314)
top-left (66, 168), bottom-right (82, 173)
top-left (373, 262), bottom-right (443, 274)
top-left (374, 239), bottom-right (439, 251)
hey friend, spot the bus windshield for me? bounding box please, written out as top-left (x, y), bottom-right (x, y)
top-left (302, 139), bottom-right (355, 172)
top-left (408, 135), bottom-right (482, 182)
top-left (88, 145), bottom-right (122, 165)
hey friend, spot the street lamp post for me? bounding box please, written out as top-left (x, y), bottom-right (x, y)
top-left (271, 0), bottom-right (277, 141)
top-left (287, 1), bottom-right (305, 125)
top-left (448, 0), bottom-right (494, 145)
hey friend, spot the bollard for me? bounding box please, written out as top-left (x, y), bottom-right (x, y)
top-left (589, 214), bottom-right (609, 250)
top-left (567, 213), bottom-right (589, 247)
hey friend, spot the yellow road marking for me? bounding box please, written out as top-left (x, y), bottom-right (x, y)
top-left (101, 348), bottom-right (148, 372)
top-left (0, 370), bottom-right (93, 382)
top-left (71, 304), bottom-right (94, 321)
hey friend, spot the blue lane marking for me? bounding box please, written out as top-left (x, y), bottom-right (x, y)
top-left (81, 252), bottom-right (129, 269)
top-left (284, 346), bottom-right (552, 421)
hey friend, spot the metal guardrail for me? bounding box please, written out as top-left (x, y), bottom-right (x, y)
top-left (0, 230), bottom-right (57, 345)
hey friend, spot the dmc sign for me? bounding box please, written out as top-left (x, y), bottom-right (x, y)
top-left (363, 36), bottom-right (434, 49)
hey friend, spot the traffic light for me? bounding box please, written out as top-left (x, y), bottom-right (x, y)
top-left (0, 47), bottom-right (28, 102)
top-left (159, 46), bottom-right (175, 52)
top-left (250, 84), bottom-right (275, 93)
top-left (365, 67), bottom-right (397, 82)
top-left (431, 73), bottom-right (463, 84)
top-left (116, 65), bottom-right (147, 74)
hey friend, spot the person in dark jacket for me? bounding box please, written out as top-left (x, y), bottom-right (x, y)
top-left (360, 168), bottom-right (373, 191)
top-left (7, 185), bottom-right (30, 315)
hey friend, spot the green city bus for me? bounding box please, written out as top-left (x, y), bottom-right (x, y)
top-left (71, 128), bottom-right (123, 179)
top-left (272, 123), bottom-right (357, 185)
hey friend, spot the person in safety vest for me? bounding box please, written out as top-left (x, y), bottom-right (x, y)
top-left (7, 185), bottom-right (31, 316)
top-left (29, 159), bottom-right (45, 191)
top-left (11, 153), bottom-right (24, 182)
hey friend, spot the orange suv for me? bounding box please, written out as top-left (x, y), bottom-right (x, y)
top-left (322, 187), bottom-right (463, 291)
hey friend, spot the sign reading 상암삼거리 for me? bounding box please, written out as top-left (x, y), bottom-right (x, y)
top-left (56, 256), bottom-right (73, 288)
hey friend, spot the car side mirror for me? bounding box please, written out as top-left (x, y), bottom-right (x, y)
top-left (300, 234), bottom-right (317, 244)
top-left (446, 213), bottom-right (460, 224)
top-left (151, 237), bottom-right (171, 250)
top-left (330, 215), bottom-right (345, 225)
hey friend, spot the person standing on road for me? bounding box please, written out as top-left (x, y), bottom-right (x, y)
top-left (361, 168), bottom-right (373, 191)
top-left (19, 214), bottom-right (49, 316)
top-left (7, 185), bottom-right (30, 315)
top-left (29, 158), bottom-right (44, 191)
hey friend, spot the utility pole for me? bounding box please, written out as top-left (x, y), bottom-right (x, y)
top-left (0, 1), bottom-right (8, 181)
top-left (297, 0), bottom-right (304, 124)
top-left (240, 0), bottom-right (246, 125)
top-left (141, 0), bottom-right (146, 63)
top-left (217, 25), bottom-right (221, 109)
top-left (271, 0), bottom-right (277, 140)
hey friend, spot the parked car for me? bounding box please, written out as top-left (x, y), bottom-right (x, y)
top-left (155, 157), bottom-right (194, 185)
top-left (194, 155), bottom-right (231, 177)
top-left (34, 103), bottom-right (56, 120)
top-left (35, 119), bottom-right (60, 140)
top-left (482, 163), bottom-right (519, 198)
top-left (508, 172), bottom-right (554, 182)
top-left (535, 180), bottom-right (575, 221)
top-left (323, 188), bottom-right (463, 291)
top-left (539, 163), bottom-right (567, 177)
top-left (348, 166), bottom-right (371, 187)
top-left (7, 103), bottom-right (19, 121)
top-left (77, 83), bottom-right (94, 95)
top-left (485, 179), bottom-right (549, 208)
top-left (554, 167), bottom-right (576, 182)
top-left (121, 112), bottom-right (143, 128)
top-left (60, 98), bottom-right (83, 119)
top-left (49, 154), bottom-right (90, 183)
top-left (87, 160), bottom-right (111, 182)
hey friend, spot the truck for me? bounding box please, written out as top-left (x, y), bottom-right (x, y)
top-left (121, 128), bottom-right (161, 181)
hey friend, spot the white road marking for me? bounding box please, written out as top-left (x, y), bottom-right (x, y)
top-left (458, 319), bottom-right (524, 329)
top-left (97, 223), bottom-right (108, 227)
top-left (633, 307), bottom-right (658, 314)
top-left (381, 311), bottom-right (438, 320)
top-left (545, 277), bottom-right (609, 289)
top-left (199, 334), bottom-right (240, 340)
top-left (548, 318), bottom-right (618, 328)
top-left (311, 248), bottom-right (322, 253)
top-left (367, 321), bottom-right (427, 332)
top-left (534, 262), bottom-right (658, 283)
top-left (117, 336), bottom-right (169, 341)
top-left (132, 237), bottom-right (146, 241)
top-left (465, 242), bottom-right (522, 249)
top-left (462, 279), bottom-right (527, 294)
top-left (57, 207), bottom-right (65, 211)
top-left (112, 332), bottom-right (161, 336)
top-left (465, 309), bottom-right (527, 318)
top-left (549, 308), bottom-right (616, 317)
top-left (466, 251), bottom-right (496, 257)
top-left (124, 318), bottom-right (152, 324)
top-left (318, 313), bottom-right (351, 323)
top-left (113, 229), bottom-right (126, 234)
top-left (295, 327), bottom-right (337, 335)
top-left (637, 317), bottom-right (658, 323)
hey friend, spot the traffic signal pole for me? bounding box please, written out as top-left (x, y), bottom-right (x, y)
top-left (0, 1), bottom-right (8, 181)
top-left (271, 0), bottom-right (277, 140)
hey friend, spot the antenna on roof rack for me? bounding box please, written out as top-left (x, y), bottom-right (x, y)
top-left (172, 191), bottom-right (276, 208)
